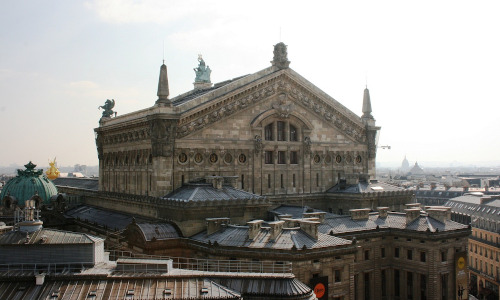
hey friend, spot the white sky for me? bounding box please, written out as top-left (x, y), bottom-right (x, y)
top-left (1, 0), bottom-right (499, 168)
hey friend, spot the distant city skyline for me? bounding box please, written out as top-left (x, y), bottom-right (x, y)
top-left (1, 1), bottom-right (499, 167)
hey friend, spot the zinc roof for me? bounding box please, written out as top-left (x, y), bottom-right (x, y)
top-left (164, 183), bottom-right (266, 202)
top-left (65, 205), bottom-right (151, 231)
top-left (191, 225), bottom-right (351, 249)
top-left (0, 228), bottom-right (103, 245)
top-left (136, 223), bottom-right (181, 241)
top-left (53, 177), bottom-right (99, 191)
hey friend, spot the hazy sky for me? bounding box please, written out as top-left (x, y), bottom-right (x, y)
top-left (1, 0), bottom-right (499, 168)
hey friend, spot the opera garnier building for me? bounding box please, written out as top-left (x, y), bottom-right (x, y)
top-left (32, 43), bottom-right (469, 300)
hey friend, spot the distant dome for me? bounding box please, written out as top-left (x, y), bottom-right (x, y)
top-left (0, 161), bottom-right (58, 207)
top-left (401, 156), bottom-right (410, 170)
top-left (409, 162), bottom-right (424, 175)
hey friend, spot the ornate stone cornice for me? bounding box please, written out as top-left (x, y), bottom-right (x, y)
top-left (176, 73), bottom-right (367, 143)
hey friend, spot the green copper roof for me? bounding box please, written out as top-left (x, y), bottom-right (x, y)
top-left (0, 161), bottom-right (58, 206)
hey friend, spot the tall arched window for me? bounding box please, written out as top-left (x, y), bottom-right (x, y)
top-left (290, 125), bottom-right (297, 141)
top-left (265, 123), bottom-right (273, 141)
top-left (277, 121), bottom-right (285, 141)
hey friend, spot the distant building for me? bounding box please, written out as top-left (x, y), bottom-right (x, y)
top-left (401, 155), bottom-right (410, 171)
top-left (445, 194), bottom-right (500, 300)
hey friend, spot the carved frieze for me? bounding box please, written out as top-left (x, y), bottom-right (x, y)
top-left (175, 75), bottom-right (366, 143)
top-left (149, 119), bottom-right (176, 158)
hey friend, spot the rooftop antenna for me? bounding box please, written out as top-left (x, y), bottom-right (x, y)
top-left (279, 27), bottom-right (282, 41)
top-left (162, 40), bottom-right (165, 64)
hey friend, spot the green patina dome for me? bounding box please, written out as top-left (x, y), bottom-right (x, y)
top-left (0, 161), bottom-right (58, 206)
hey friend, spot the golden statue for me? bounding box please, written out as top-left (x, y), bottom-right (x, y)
top-left (46, 158), bottom-right (60, 180)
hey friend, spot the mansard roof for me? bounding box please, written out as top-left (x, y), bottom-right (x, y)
top-left (191, 224), bottom-right (352, 250)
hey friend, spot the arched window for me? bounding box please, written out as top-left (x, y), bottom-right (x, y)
top-left (265, 123), bottom-right (273, 141)
top-left (290, 124), bottom-right (297, 141)
top-left (277, 121), bottom-right (285, 141)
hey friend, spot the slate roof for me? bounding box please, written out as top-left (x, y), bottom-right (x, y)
top-left (136, 223), bottom-right (181, 241)
top-left (327, 181), bottom-right (408, 194)
top-left (65, 205), bottom-right (151, 231)
top-left (164, 183), bottom-right (266, 202)
top-left (212, 277), bottom-right (312, 298)
top-left (0, 228), bottom-right (103, 245)
top-left (270, 205), bottom-right (340, 219)
top-left (321, 212), bottom-right (468, 235)
top-left (191, 225), bottom-right (352, 249)
top-left (445, 194), bottom-right (500, 221)
top-left (52, 177), bottom-right (99, 191)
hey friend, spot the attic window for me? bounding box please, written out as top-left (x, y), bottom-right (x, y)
top-left (126, 290), bottom-right (134, 295)
top-left (88, 291), bottom-right (97, 297)
top-left (164, 289), bottom-right (172, 295)
top-left (201, 288), bottom-right (209, 294)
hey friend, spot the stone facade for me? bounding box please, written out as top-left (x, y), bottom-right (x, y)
top-left (95, 43), bottom-right (380, 198)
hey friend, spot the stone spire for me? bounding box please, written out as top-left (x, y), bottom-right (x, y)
top-left (362, 86), bottom-right (373, 120)
top-left (156, 62), bottom-right (170, 105)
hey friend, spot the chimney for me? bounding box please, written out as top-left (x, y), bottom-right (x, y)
top-left (303, 212), bottom-right (326, 223)
top-left (406, 203), bottom-right (421, 210)
top-left (350, 208), bottom-right (371, 221)
top-left (268, 221), bottom-right (284, 240)
top-left (405, 208), bottom-right (420, 225)
top-left (247, 220), bottom-right (263, 240)
top-left (377, 207), bottom-right (389, 218)
top-left (426, 208), bottom-right (451, 223)
top-left (224, 176), bottom-right (239, 189)
top-left (300, 219), bottom-right (320, 240)
top-left (339, 178), bottom-right (347, 190)
top-left (480, 196), bottom-right (492, 205)
top-left (206, 218), bottom-right (230, 235)
top-left (280, 218), bottom-right (299, 228)
top-left (206, 176), bottom-right (224, 189)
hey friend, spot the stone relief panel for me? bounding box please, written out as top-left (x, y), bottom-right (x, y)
top-left (149, 119), bottom-right (176, 157)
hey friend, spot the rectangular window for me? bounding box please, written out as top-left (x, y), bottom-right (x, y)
top-left (265, 151), bottom-right (273, 164)
top-left (277, 121), bottom-right (285, 141)
top-left (280, 174), bottom-right (284, 189)
top-left (268, 174), bottom-right (271, 188)
top-left (395, 247), bottom-right (400, 258)
top-left (441, 250), bottom-right (446, 262)
top-left (265, 123), bottom-right (273, 141)
top-left (420, 274), bottom-right (427, 300)
top-left (241, 174), bottom-right (244, 189)
top-left (364, 250), bottom-right (370, 260)
top-left (334, 269), bottom-right (341, 282)
top-left (292, 174), bottom-right (296, 187)
top-left (441, 273), bottom-right (448, 300)
top-left (381, 270), bottom-right (386, 296)
top-left (394, 269), bottom-right (400, 297)
top-left (420, 251), bottom-right (426, 262)
top-left (381, 247), bottom-right (386, 258)
top-left (407, 249), bottom-right (413, 260)
top-left (407, 272), bottom-right (413, 300)
top-left (364, 273), bottom-right (370, 300)
top-left (316, 173), bottom-right (319, 187)
top-left (290, 151), bottom-right (298, 164)
top-left (278, 151), bottom-right (286, 164)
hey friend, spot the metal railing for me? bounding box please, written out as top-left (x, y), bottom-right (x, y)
top-left (109, 250), bottom-right (293, 274)
top-left (0, 263), bottom-right (92, 277)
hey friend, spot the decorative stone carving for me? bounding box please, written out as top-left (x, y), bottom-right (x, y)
top-left (272, 93), bottom-right (293, 118)
top-left (95, 132), bottom-right (103, 160)
top-left (303, 136), bottom-right (311, 155)
top-left (271, 42), bottom-right (290, 69)
top-left (254, 135), bottom-right (262, 155)
top-left (149, 119), bottom-right (176, 157)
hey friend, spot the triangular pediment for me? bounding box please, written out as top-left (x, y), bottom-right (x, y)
top-left (175, 67), bottom-right (366, 143)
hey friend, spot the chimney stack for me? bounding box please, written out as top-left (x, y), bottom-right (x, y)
top-left (247, 220), bottom-right (263, 240)
top-left (268, 221), bottom-right (284, 240)
top-left (405, 208), bottom-right (420, 225)
top-left (303, 212), bottom-right (326, 223)
top-left (300, 219), bottom-right (320, 240)
top-left (206, 218), bottom-right (230, 235)
top-left (480, 196), bottom-right (492, 205)
top-left (206, 176), bottom-right (224, 189)
top-left (350, 208), bottom-right (371, 220)
top-left (426, 207), bottom-right (451, 223)
top-left (377, 207), bottom-right (389, 218)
